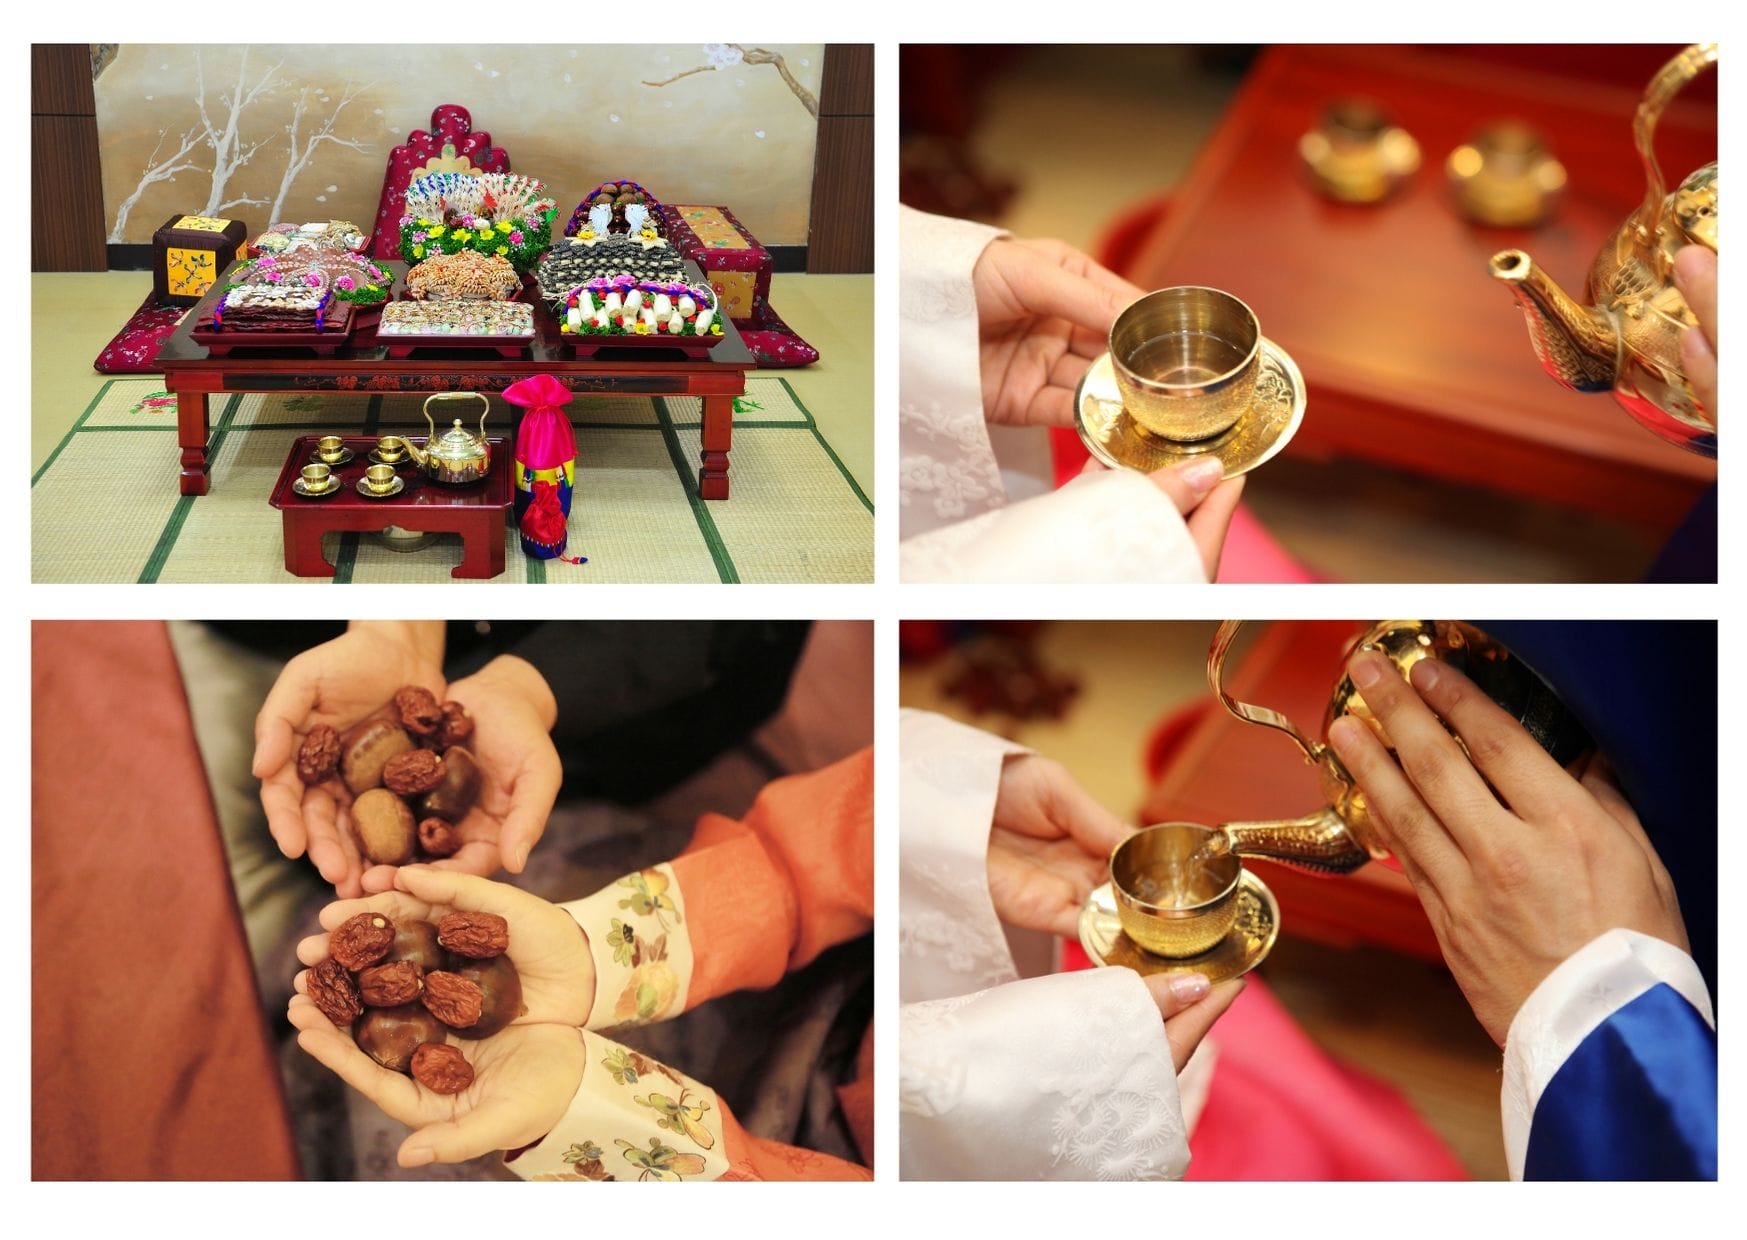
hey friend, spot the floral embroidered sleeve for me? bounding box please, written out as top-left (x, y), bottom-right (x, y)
top-left (559, 748), bottom-right (874, 1029)
top-left (505, 1030), bottom-right (871, 1181)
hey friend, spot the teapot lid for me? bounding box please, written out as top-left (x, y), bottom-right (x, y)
top-left (431, 416), bottom-right (487, 459)
top-left (1671, 162), bottom-right (1717, 250)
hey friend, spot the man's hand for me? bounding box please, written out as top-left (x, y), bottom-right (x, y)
top-left (358, 656), bottom-right (561, 893)
top-left (1328, 651), bottom-right (1688, 1045)
top-left (254, 622), bottom-right (446, 897)
top-left (1673, 245), bottom-right (1717, 421)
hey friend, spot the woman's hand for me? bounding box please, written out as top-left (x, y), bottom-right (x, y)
top-left (359, 656), bottom-right (561, 894)
top-left (1146, 973), bottom-right (1246, 1071)
top-left (254, 622), bottom-right (446, 897)
top-left (291, 868), bottom-right (596, 1167)
top-left (1327, 651), bottom-right (1688, 1045)
top-left (295, 867), bottom-right (595, 1027)
top-left (1673, 245), bottom-right (1717, 421)
top-left (973, 235), bottom-right (1143, 429)
top-left (986, 753), bottom-right (1134, 939)
top-left (288, 1003), bottom-right (587, 1168)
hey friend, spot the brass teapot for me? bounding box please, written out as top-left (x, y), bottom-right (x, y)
top-left (1203, 620), bottom-right (1592, 875)
top-left (1490, 43), bottom-right (1717, 456)
top-left (405, 392), bottom-right (492, 485)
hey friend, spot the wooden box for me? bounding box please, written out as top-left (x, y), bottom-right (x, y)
top-left (153, 214), bottom-right (248, 307)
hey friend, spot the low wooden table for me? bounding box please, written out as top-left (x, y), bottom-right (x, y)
top-left (159, 261), bottom-right (755, 500)
top-left (1124, 45), bottom-right (1717, 535)
top-left (268, 436), bottom-right (512, 579)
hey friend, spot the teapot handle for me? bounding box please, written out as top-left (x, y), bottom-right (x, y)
top-left (422, 391), bottom-right (492, 440)
top-left (1207, 621), bottom-right (1321, 762)
top-left (1635, 43), bottom-right (1717, 260)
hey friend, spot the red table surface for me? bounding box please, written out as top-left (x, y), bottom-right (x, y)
top-left (1139, 621), bottom-right (1443, 963)
top-left (32, 621), bottom-right (300, 1179)
top-left (1125, 44), bottom-right (1717, 534)
top-left (269, 436), bottom-right (512, 513)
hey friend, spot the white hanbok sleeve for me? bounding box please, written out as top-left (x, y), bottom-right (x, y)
top-left (898, 709), bottom-right (1190, 1180)
top-left (897, 205), bottom-right (1205, 583)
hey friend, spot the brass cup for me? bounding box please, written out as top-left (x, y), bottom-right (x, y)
top-left (316, 435), bottom-right (346, 463)
top-left (1110, 288), bottom-right (1260, 441)
top-left (363, 464), bottom-right (398, 493)
top-left (300, 463), bottom-right (332, 489)
top-left (376, 436), bottom-right (408, 463)
top-left (1110, 823), bottom-right (1242, 958)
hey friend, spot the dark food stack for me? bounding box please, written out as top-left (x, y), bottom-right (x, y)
top-left (535, 236), bottom-right (688, 309)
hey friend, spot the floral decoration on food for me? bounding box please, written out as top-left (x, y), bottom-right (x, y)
top-left (399, 172), bottom-right (557, 274)
top-left (560, 277), bottom-right (721, 339)
top-left (225, 250), bottom-right (393, 307)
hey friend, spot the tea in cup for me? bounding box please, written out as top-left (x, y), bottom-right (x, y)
top-left (1109, 822), bottom-right (1241, 957)
top-left (316, 435), bottom-right (346, 463)
top-left (1109, 287), bottom-right (1260, 441)
top-left (300, 463), bottom-right (333, 491)
top-left (363, 464), bottom-right (398, 493)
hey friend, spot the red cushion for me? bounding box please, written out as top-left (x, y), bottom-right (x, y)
top-left (369, 105), bottom-right (510, 260)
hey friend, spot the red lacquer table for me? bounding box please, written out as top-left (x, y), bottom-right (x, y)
top-left (268, 436), bottom-right (512, 579)
top-left (159, 261), bottom-right (754, 500)
top-left (1123, 45), bottom-right (1717, 535)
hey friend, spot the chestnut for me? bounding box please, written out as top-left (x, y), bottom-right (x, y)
top-left (445, 953), bottom-right (524, 1040)
top-left (353, 788), bottom-right (415, 865)
top-left (418, 746), bottom-right (481, 822)
top-left (355, 1004), bottom-right (449, 1074)
top-left (340, 718), bottom-right (414, 795)
top-left (390, 919), bottom-right (447, 972)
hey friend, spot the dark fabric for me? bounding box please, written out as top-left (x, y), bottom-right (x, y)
top-left (1525, 984), bottom-right (1717, 1180)
top-left (1480, 621), bottom-right (1717, 997)
top-left (203, 621), bottom-right (810, 801)
top-left (1645, 485), bottom-right (1717, 584)
top-left (32, 621), bottom-right (301, 1179)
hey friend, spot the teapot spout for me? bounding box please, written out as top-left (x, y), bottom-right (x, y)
top-left (1489, 249), bottom-right (1619, 393)
top-left (401, 439), bottom-right (429, 468)
top-left (1217, 807), bottom-right (1371, 876)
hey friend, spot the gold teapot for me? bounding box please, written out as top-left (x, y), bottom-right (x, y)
top-left (1202, 621), bottom-right (1592, 875)
top-left (405, 392), bottom-right (492, 485)
top-left (1490, 43), bottom-right (1717, 456)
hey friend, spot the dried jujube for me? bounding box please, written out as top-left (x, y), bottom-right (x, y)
top-left (438, 911), bottom-right (509, 959)
top-left (357, 959), bottom-right (424, 1007)
top-left (422, 971), bottom-right (485, 1029)
top-left (410, 1042), bottom-right (474, 1094)
top-left (330, 912), bottom-right (396, 971)
top-left (307, 957), bottom-right (362, 1027)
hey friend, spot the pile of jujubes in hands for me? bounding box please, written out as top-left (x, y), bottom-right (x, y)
top-left (295, 686), bottom-right (480, 864)
top-left (307, 909), bottom-right (524, 1094)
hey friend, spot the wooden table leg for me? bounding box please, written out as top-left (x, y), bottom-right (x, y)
top-left (177, 389), bottom-right (212, 496)
top-left (454, 512), bottom-right (506, 579)
top-left (699, 393), bottom-right (733, 500)
top-left (282, 514), bottom-right (337, 577)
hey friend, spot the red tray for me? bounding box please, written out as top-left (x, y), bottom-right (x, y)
top-left (381, 332), bottom-right (535, 359)
top-left (558, 326), bottom-right (724, 360)
top-left (191, 300), bottom-right (354, 356)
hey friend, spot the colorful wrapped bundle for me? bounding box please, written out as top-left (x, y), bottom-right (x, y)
top-left (503, 374), bottom-right (577, 561)
top-left (398, 172), bottom-right (557, 274)
top-left (559, 277), bottom-right (721, 339)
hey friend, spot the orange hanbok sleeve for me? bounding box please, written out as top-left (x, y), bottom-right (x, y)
top-left (535, 749), bottom-right (874, 1181)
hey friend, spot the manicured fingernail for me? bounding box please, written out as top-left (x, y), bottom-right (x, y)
top-left (1350, 651), bottom-right (1386, 689)
top-left (1410, 659), bottom-right (1441, 691)
top-left (1168, 972), bottom-right (1211, 1003)
top-left (1175, 456), bottom-right (1225, 492)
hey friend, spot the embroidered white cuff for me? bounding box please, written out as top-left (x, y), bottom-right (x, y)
top-left (561, 862), bottom-right (694, 1032)
top-left (1500, 927), bottom-right (1713, 1180)
top-left (507, 1030), bottom-right (729, 1181)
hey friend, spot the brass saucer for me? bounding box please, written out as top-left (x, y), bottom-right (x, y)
top-left (355, 476), bottom-right (407, 499)
top-left (1078, 870), bottom-right (1279, 984)
top-left (310, 447), bottom-right (356, 467)
top-left (1074, 339), bottom-right (1305, 479)
top-left (292, 477), bottom-right (341, 499)
top-left (369, 449), bottom-right (411, 467)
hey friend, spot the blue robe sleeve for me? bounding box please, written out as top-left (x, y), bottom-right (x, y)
top-left (1525, 983), bottom-right (1717, 1180)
